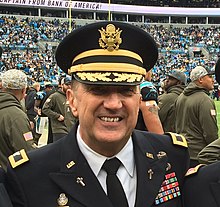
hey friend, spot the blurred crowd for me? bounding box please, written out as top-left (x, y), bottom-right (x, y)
top-left (0, 16), bottom-right (220, 89)
top-left (1, 17), bottom-right (220, 206)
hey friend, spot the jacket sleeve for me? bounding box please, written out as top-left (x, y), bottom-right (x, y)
top-left (6, 167), bottom-right (27, 207)
top-left (25, 91), bottom-right (35, 111)
top-left (42, 94), bottom-right (60, 120)
top-left (9, 116), bottom-right (35, 152)
top-left (199, 98), bottom-right (218, 144)
top-left (198, 138), bottom-right (220, 164)
top-left (0, 183), bottom-right (13, 207)
top-left (158, 94), bottom-right (172, 124)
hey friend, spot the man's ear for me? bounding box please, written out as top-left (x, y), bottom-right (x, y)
top-left (66, 89), bottom-right (78, 117)
top-left (197, 77), bottom-right (204, 84)
top-left (139, 94), bottom-right (142, 103)
top-left (21, 88), bottom-right (27, 98)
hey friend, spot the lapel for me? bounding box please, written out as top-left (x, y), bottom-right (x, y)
top-left (210, 182), bottom-right (220, 207)
top-left (49, 123), bottom-right (112, 207)
top-left (132, 131), bottom-right (168, 207)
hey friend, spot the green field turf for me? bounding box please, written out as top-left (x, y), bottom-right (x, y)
top-left (215, 101), bottom-right (220, 136)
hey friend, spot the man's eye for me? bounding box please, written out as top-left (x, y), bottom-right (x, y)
top-left (88, 87), bottom-right (105, 95)
top-left (118, 88), bottom-right (137, 96)
top-left (85, 86), bottom-right (137, 96)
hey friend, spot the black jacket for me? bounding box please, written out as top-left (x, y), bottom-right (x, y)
top-left (6, 123), bottom-right (189, 207)
top-left (0, 167), bottom-right (13, 207)
top-left (183, 161), bottom-right (220, 207)
top-left (25, 87), bottom-right (38, 120)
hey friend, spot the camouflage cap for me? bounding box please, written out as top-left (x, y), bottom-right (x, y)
top-left (2, 69), bottom-right (27, 89)
top-left (190, 66), bottom-right (214, 82)
top-left (167, 69), bottom-right (187, 85)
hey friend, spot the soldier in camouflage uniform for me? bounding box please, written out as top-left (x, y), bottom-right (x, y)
top-left (0, 69), bottom-right (36, 170)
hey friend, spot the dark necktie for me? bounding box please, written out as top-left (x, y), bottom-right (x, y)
top-left (102, 157), bottom-right (129, 207)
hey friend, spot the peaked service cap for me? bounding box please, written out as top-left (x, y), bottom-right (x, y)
top-left (55, 21), bottom-right (158, 85)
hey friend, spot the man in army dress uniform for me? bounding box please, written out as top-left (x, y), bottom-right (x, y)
top-left (183, 161), bottom-right (220, 207)
top-left (6, 22), bottom-right (189, 207)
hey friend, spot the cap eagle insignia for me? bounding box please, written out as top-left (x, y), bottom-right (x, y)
top-left (98, 24), bottom-right (122, 52)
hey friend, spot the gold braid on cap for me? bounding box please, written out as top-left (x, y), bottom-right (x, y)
top-left (76, 72), bottom-right (143, 83)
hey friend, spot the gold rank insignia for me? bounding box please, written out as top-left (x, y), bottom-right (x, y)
top-left (185, 164), bottom-right (206, 176)
top-left (165, 132), bottom-right (188, 148)
top-left (8, 149), bottom-right (29, 168)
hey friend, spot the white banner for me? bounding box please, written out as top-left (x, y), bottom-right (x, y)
top-left (0, 0), bottom-right (104, 10)
top-left (0, 0), bottom-right (220, 16)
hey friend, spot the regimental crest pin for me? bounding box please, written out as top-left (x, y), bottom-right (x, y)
top-left (157, 151), bottom-right (167, 159)
top-left (57, 193), bottom-right (69, 207)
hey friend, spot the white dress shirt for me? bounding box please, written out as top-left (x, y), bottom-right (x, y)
top-left (77, 125), bottom-right (137, 207)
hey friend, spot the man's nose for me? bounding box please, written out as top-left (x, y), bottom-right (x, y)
top-left (103, 93), bottom-right (123, 109)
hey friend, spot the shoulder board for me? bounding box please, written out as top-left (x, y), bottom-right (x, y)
top-left (8, 149), bottom-right (29, 169)
top-left (185, 164), bottom-right (206, 176)
top-left (165, 132), bottom-right (188, 148)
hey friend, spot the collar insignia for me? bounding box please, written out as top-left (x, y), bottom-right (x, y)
top-left (57, 193), bottom-right (69, 206)
top-left (146, 152), bottom-right (154, 159)
top-left (66, 161), bottom-right (75, 169)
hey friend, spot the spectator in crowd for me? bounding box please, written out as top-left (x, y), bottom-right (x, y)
top-left (35, 82), bottom-right (54, 117)
top-left (196, 58), bottom-right (220, 165)
top-left (42, 76), bottom-right (72, 142)
top-left (175, 65), bottom-right (218, 167)
top-left (0, 69), bottom-right (36, 170)
top-left (61, 77), bottom-right (78, 131)
top-left (34, 81), bottom-right (54, 144)
top-left (0, 74), bottom-right (2, 91)
top-left (158, 69), bottom-right (187, 132)
top-left (0, 47), bottom-right (2, 91)
top-left (6, 21), bottom-right (189, 207)
top-left (0, 16), bottom-right (219, 87)
top-left (212, 82), bottom-right (219, 100)
top-left (25, 82), bottom-right (41, 141)
top-left (135, 71), bottom-right (164, 134)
